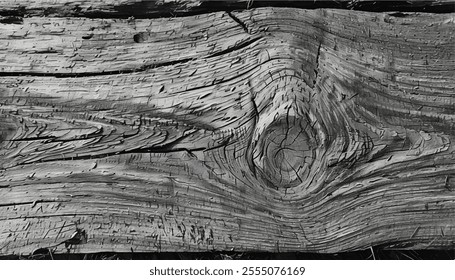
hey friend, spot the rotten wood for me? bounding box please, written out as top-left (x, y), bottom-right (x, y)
top-left (0, 3), bottom-right (454, 254)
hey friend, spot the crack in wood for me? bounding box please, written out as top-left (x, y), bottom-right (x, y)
top-left (0, 58), bottom-right (193, 78)
top-left (313, 42), bottom-right (322, 88)
top-left (227, 11), bottom-right (250, 34)
top-left (207, 36), bottom-right (262, 59)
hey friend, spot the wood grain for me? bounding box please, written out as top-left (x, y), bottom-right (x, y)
top-left (0, 6), bottom-right (454, 254)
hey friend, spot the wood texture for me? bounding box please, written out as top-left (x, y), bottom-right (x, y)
top-left (0, 4), bottom-right (454, 254)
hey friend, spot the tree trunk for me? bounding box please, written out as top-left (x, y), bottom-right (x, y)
top-left (0, 1), bottom-right (454, 255)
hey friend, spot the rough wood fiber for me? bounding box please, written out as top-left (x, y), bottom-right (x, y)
top-left (0, 6), bottom-right (454, 254)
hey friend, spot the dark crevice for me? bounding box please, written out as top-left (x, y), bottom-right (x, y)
top-left (0, 1), bottom-right (453, 19)
top-left (32, 49), bottom-right (60, 54)
top-left (3, 248), bottom-right (454, 260)
top-left (0, 15), bottom-right (23, 24)
top-left (0, 201), bottom-right (35, 208)
top-left (16, 146), bottom-right (207, 166)
top-left (7, 134), bottom-right (104, 143)
top-left (82, 33), bottom-right (94, 40)
top-left (312, 42), bottom-right (322, 88)
top-left (0, 200), bottom-right (59, 208)
top-left (8, 136), bottom-right (57, 142)
top-left (387, 11), bottom-right (411, 17)
top-left (12, 132), bottom-right (207, 166)
top-left (345, 0), bottom-right (455, 13)
top-left (207, 36), bottom-right (262, 59)
top-left (0, 58), bottom-right (192, 78)
top-left (227, 11), bottom-right (249, 34)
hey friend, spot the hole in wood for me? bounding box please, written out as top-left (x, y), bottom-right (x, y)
top-left (133, 33), bottom-right (144, 43)
top-left (82, 33), bottom-right (93, 40)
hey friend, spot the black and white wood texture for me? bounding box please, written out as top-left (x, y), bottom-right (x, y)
top-left (0, 1), bottom-right (454, 254)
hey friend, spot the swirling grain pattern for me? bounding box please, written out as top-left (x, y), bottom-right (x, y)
top-left (0, 4), bottom-right (454, 254)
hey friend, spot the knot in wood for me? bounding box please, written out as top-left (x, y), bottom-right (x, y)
top-left (251, 104), bottom-right (317, 188)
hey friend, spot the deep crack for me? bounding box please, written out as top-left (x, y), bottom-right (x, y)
top-left (227, 11), bottom-right (250, 34)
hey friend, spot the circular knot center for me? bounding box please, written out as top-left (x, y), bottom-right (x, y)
top-left (252, 112), bottom-right (316, 188)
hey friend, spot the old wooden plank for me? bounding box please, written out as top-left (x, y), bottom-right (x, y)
top-left (0, 7), bottom-right (454, 254)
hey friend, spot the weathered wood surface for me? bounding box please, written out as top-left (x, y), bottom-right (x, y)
top-left (0, 4), bottom-right (454, 254)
